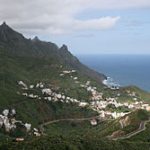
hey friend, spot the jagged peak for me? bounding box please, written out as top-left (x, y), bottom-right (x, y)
top-left (2, 21), bottom-right (6, 26)
top-left (60, 44), bottom-right (68, 51)
top-left (0, 22), bottom-right (25, 42)
top-left (32, 36), bottom-right (40, 42)
top-left (0, 21), bottom-right (11, 30)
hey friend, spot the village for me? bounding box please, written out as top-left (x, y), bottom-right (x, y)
top-left (18, 69), bottom-right (150, 121)
top-left (0, 69), bottom-right (150, 141)
top-left (1, 69), bottom-right (147, 141)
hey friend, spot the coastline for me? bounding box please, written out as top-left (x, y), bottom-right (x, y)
top-left (77, 54), bottom-right (150, 92)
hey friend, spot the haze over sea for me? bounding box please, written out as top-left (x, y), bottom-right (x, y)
top-left (78, 54), bottom-right (150, 92)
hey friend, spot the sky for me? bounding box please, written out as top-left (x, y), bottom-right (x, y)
top-left (0, 0), bottom-right (150, 55)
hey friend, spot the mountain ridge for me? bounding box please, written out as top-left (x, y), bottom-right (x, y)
top-left (0, 22), bottom-right (106, 83)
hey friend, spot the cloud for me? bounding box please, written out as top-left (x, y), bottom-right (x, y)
top-left (0, 0), bottom-right (149, 35)
top-left (80, 0), bottom-right (150, 9)
top-left (74, 33), bottom-right (95, 38)
top-left (73, 17), bottom-right (120, 30)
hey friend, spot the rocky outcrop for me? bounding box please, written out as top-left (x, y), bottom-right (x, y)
top-left (119, 116), bottom-right (131, 128)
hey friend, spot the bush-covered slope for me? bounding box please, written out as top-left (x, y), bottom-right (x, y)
top-left (1, 22), bottom-right (150, 150)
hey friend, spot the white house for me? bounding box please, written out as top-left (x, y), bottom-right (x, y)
top-left (30, 85), bottom-right (34, 89)
top-left (11, 109), bottom-right (16, 115)
top-left (25, 123), bottom-right (31, 132)
top-left (2, 109), bottom-right (9, 116)
top-left (42, 88), bottom-right (52, 95)
top-left (79, 102), bottom-right (88, 107)
top-left (90, 119), bottom-right (97, 126)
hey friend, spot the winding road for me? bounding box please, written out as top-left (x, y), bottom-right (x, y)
top-left (39, 116), bottom-right (150, 140)
top-left (39, 115), bottom-right (106, 134)
top-left (112, 119), bottom-right (150, 140)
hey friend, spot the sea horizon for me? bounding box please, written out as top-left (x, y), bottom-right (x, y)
top-left (77, 54), bottom-right (150, 92)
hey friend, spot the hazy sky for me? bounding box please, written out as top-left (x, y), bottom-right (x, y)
top-left (0, 0), bottom-right (150, 54)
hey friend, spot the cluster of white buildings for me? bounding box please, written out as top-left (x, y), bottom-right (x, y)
top-left (17, 71), bottom-right (150, 123)
top-left (0, 107), bottom-right (42, 138)
top-left (98, 110), bottom-right (130, 119)
top-left (60, 70), bottom-right (76, 77)
top-left (18, 80), bottom-right (89, 108)
top-left (80, 81), bottom-right (103, 101)
top-left (123, 101), bottom-right (150, 111)
top-left (90, 96), bottom-right (150, 119)
top-left (0, 108), bottom-right (32, 133)
top-left (89, 97), bottom-right (130, 119)
top-left (33, 128), bottom-right (41, 137)
top-left (0, 109), bottom-right (17, 132)
top-left (60, 70), bottom-right (79, 82)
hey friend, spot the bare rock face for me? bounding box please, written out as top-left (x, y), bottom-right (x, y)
top-left (119, 116), bottom-right (131, 128)
top-left (111, 130), bottom-right (125, 138)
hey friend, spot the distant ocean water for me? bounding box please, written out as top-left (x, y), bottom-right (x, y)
top-left (77, 54), bottom-right (150, 92)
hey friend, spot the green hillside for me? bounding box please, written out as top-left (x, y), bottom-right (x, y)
top-left (0, 22), bottom-right (150, 149)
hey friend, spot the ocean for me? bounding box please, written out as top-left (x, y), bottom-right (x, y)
top-left (77, 54), bottom-right (150, 92)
